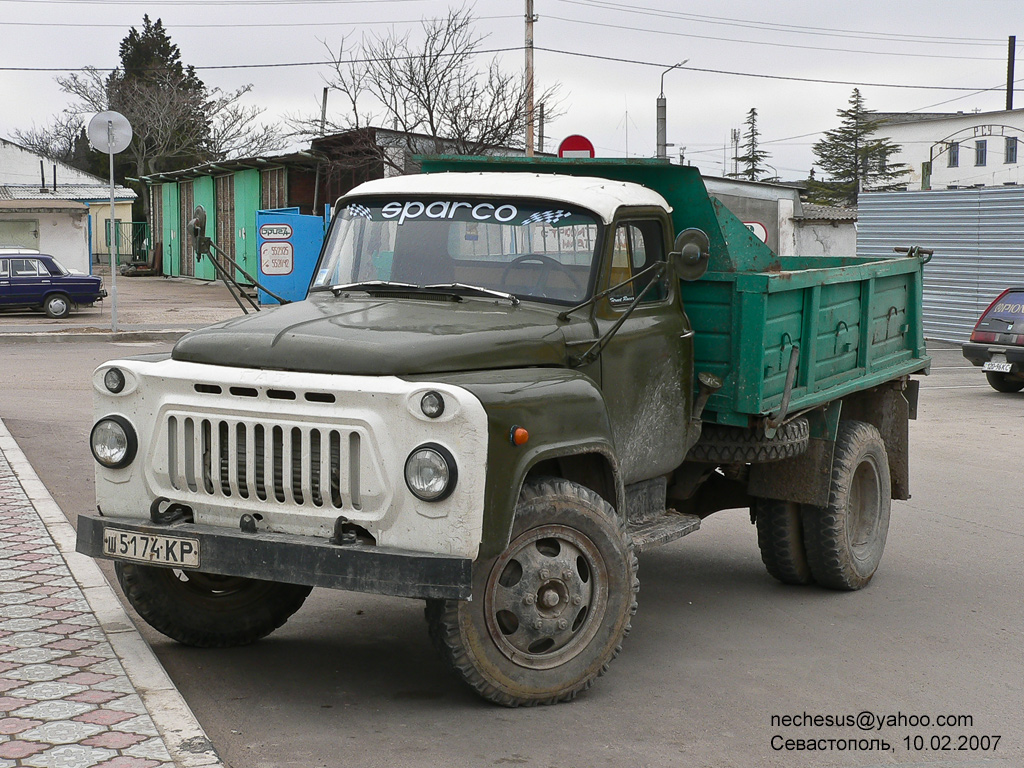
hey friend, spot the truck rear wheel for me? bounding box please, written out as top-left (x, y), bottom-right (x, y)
top-left (801, 421), bottom-right (891, 590)
top-left (753, 497), bottom-right (814, 585)
top-left (426, 478), bottom-right (637, 706)
top-left (115, 562), bottom-right (312, 647)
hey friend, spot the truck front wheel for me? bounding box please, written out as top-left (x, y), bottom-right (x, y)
top-left (801, 421), bottom-right (891, 590)
top-left (753, 497), bottom-right (814, 585)
top-left (115, 562), bottom-right (312, 647)
top-left (427, 478), bottom-right (638, 706)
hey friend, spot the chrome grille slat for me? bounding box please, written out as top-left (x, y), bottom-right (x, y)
top-left (163, 414), bottom-right (359, 511)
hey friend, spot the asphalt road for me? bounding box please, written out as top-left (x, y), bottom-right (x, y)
top-left (1, 339), bottom-right (1021, 768)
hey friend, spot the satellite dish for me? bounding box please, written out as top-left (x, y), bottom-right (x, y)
top-left (87, 111), bottom-right (133, 154)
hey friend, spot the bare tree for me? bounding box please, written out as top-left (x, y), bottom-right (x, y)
top-left (291, 9), bottom-right (560, 173)
top-left (12, 113), bottom-right (85, 163)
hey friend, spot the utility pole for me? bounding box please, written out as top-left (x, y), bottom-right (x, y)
top-left (1008, 36), bottom-right (1016, 111)
top-left (656, 60), bottom-right (687, 159)
top-left (525, 0), bottom-right (536, 156)
top-left (538, 103), bottom-right (545, 153)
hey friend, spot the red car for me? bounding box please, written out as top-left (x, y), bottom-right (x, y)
top-left (962, 287), bottom-right (1024, 392)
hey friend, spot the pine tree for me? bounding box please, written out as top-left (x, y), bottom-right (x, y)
top-left (730, 108), bottom-right (775, 182)
top-left (809, 89), bottom-right (907, 206)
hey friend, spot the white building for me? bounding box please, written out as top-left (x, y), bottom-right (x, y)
top-left (878, 108), bottom-right (1024, 191)
top-left (0, 137), bottom-right (136, 273)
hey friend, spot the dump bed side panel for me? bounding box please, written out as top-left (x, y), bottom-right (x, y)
top-left (681, 255), bottom-right (930, 425)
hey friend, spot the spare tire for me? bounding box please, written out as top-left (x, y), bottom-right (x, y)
top-left (688, 417), bottom-right (809, 464)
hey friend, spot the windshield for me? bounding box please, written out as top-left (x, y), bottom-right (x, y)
top-left (311, 196), bottom-right (602, 304)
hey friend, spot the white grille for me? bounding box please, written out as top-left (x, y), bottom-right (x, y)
top-left (164, 414), bottom-right (366, 511)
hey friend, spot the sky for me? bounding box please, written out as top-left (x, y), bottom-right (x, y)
top-left (0, 0), bottom-right (1020, 182)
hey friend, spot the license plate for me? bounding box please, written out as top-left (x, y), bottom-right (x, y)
top-left (983, 361), bottom-right (1012, 373)
top-left (103, 529), bottom-right (200, 568)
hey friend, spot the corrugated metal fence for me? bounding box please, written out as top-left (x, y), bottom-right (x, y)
top-left (858, 187), bottom-right (1024, 342)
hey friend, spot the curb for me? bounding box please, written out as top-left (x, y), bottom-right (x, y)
top-left (0, 417), bottom-right (224, 768)
top-left (0, 329), bottom-right (193, 344)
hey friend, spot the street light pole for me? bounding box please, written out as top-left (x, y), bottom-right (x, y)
top-left (656, 60), bottom-right (687, 160)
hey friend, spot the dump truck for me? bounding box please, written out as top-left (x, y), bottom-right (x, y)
top-left (77, 158), bottom-right (930, 706)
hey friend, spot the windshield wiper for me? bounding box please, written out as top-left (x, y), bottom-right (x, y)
top-left (424, 283), bottom-right (520, 305)
top-left (328, 280), bottom-right (420, 296)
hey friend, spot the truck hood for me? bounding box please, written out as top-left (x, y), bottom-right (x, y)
top-left (171, 292), bottom-right (573, 375)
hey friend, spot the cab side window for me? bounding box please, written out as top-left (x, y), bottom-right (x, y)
top-left (609, 220), bottom-right (667, 306)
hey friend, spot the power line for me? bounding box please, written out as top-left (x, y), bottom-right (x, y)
top-left (1, 42), bottom-right (1016, 97)
top-left (553, 0), bottom-right (1002, 46)
top-left (535, 48), bottom-right (1020, 92)
top-left (0, 14), bottom-right (518, 29)
top-left (544, 14), bottom-right (1004, 61)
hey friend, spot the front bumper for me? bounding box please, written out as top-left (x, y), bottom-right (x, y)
top-left (77, 512), bottom-right (472, 601)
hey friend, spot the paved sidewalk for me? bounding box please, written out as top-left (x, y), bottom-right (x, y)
top-left (0, 420), bottom-right (222, 768)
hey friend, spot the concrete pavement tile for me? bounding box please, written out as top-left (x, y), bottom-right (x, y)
top-left (74, 710), bottom-right (135, 727)
top-left (81, 733), bottom-right (146, 751)
top-left (0, 717), bottom-right (44, 735)
top-left (19, 720), bottom-right (106, 746)
top-left (8, 681), bottom-right (88, 701)
top-left (22, 743), bottom-right (117, 768)
top-left (125, 737), bottom-right (173, 762)
top-left (0, 739), bottom-right (47, 759)
top-left (10, 700), bottom-right (96, 722)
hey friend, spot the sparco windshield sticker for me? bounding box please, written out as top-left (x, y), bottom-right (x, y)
top-left (346, 203), bottom-right (373, 220)
top-left (380, 201), bottom-right (519, 225)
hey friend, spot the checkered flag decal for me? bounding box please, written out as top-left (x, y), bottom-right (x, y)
top-left (346, 203), bottom-right (373, 220)
top-left (521, 209), bottom-right (572, 226)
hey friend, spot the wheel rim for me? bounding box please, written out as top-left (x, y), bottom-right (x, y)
top-left (484, 524), bottom-right (608, 670)
top-left (165, 569), bottom-right (266, 609)
top-left (49, 298), bottom-right (68, 315)
top-left (847, 455), bottom-right (882, 562)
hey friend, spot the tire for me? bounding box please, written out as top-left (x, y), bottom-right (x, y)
top-left (689, 417), bottom-right (809, 464)
top-left (44, 294), bottom-right (71, 319)
top-left (801, 421), bottom-right (891, 591)
top-left (115, 562), bottom-right (312, 647)
top-left (426, 477), bottom-right (638, 706)
top-left (753, 497), bottom-right (814, 585)
top-left (985, 371), bottom-right (1024, 393)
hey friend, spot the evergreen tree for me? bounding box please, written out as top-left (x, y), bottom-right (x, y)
top-left (730, 108), bottom-right (775, 182)
top-left (809, 89), bottom-right (907, 206)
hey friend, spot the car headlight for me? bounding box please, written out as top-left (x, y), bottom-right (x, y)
top-left (404, 443), bottom-right (457, 501)
top-left (103, 367), bottom-right (126, 393)
top-left (90, 416), bottom-right (138, 469)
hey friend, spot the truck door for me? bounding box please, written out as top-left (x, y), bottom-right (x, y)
top-left (596, 216), bottom-right (693, 484)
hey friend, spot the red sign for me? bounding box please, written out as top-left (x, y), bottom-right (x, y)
top-left (558, 135), bottom-right (596, 159)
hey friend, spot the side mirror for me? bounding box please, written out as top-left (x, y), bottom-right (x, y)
top-left (669, 228), bottom-right (710, 281)
top-left (188, 205), bottom-right (208, 257)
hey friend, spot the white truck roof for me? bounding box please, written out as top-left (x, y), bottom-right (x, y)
top-left (340, 172), bottom-right (672, 224)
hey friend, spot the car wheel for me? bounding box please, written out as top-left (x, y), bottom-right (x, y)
top-left (984, 371), bottom-right (1024, 393)
top-left (801, 421), bottom-right (891, 591)
top-left (426, 477), bottom-right (638, 706)
top-left (43, 294), bottom-right (71, 319)
top-left (115, 562), bottom-right (312, 647)
top-left (754, 497), bottom-right (814, 585)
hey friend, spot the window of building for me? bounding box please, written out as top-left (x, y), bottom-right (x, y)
top-left (261, 167), bottom-right (287, 209)
top-left (947, 142), bottom-right (959, 168)
top-left (975, 140), bottom-right (987, 166)
top-left (1006, 137), bottom-right (1018, 164)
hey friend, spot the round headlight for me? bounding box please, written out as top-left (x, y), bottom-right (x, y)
top-left (404, 444), bottom-right (457, 501)
top-left (103, 367), bottom-right (126, 394)
top-left (420, 391), bottom-right (445, 418)
top-left (90, 416), bottom-right (138, 469)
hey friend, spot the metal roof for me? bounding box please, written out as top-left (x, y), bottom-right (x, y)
top-left (0, 184), bottom-right (136, 202)
top-left (796, 203), bottom-right (858, 222)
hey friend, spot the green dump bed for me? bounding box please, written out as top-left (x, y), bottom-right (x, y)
top-left (679, 255), bottom-right (929, 426)
top-left (419, 156), bottom-right (931, 425)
